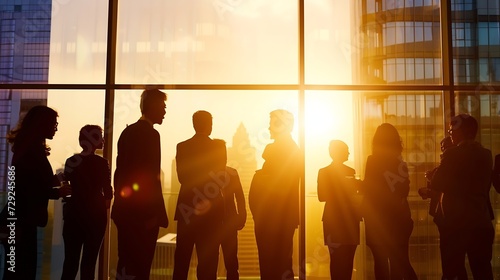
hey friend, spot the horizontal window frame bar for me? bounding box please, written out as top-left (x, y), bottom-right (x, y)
top-left (1, 83), bottom-right (500, 92)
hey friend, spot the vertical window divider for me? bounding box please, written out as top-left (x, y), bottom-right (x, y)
top-left (100, 0), bottom-right (119, 279)
top-left (298, 0), bottom-right (306, 279)
top-left (441, 0), bottom-right (455, 125)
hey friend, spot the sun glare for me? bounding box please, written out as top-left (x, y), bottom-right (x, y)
top-left (304, 92), bottom-right (355, 193)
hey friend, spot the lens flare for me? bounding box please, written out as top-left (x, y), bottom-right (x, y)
top-left (120, 186), bottom-right (132, 198)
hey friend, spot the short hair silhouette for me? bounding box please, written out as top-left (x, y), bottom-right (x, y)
top-left (372, 123), bottom-right (403, 156)
top-left (450, 114), bottom-right (478, 140)
top-left (212, 138), bottom-right (227, 167)
top-left (140, 89), bottom-right (167, 114)
top-left (7, 105), bottom-right (58, 154)
top-left (79, 125), bottom-right (103, 150)
top-left (270, 109), bottom-right (294, 134)
top-left (193, 110), bottom-right (212, 133)
top-left (329, 140), bottom-right (349, 161)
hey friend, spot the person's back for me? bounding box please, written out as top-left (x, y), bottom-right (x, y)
top-left (258, 136), bottom-right (301, 226)
top-left (65, 154), bottom-right (111, 220)
top-left (112, 120), bottom-right (165, 224)
top-left (433, 141), bottom-right (492, 230)
top-left (361, 123), bottom-right (416, 280)
top-left (173, 110), bottom-right (224, 280)
top-left (249, 109), bottom-right (301, 280)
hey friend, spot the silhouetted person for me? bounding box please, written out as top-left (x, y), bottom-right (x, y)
top-left (173, 110), bottom-right (224, 280)
top-left (418, 136), bottom-right (465, 279)
top-left (361, 123), bottom-right (417, 280)
top-left (249, 109), bottom-right (301, 280)
top-left (61, 125), bottom-right (113, 280)
top-left (1, 105), bottom-right (71, 280)
top-left (111, 89), bottom-right (169, 280)
top-left (430, 114), bottom-right (494, 280)
top-left (212, 139), bottom-right (246, 280)
top-left (317, 140), bottom-right (361, 280)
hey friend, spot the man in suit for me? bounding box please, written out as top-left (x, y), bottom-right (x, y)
top-left (430, 114), bottom-right (494, 280)
top-left (173, 110), bottom-right (224, 280)
top-left (317, 140), bottom-right (361, 280)
top-left (249, 109), bottom-right (302, 280)
top-left (212, 139), bottom-right (246, 280)
top-left (111, 89), bottom-right (169, 280)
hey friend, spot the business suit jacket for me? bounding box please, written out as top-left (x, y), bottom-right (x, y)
top-left (175, 134), bottom-right (224, 225)
top-left (317, 163), bottom-right (361, 245)
top-left (249, 135), bottom-right (301, 229)
top-left (431, 140), bottom-right (493, 230)
top-left (111, 120), bottom-right (168, 228)
top-left (222, 166), bottom-right (246, 230)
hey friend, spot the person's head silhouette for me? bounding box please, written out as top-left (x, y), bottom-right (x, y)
top-left (193, 110), bottom-right (213, 136)
top-left (372, 122), bottom-right (403, 157)
top-left (448, 114), bottom-right (478, 145)
top-left (329, 140), bottom-right (349, 164)
top-left (79, 125), bottom-right (104, 154)
top-left (269, 109), bottom-right (294, 140)
top-left (8, 105), bottom-right (58, 154)
top-left (140, 89), bottom-right (167, 125)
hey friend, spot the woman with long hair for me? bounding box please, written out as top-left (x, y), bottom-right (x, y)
top-left (361, 123), bottom-right (417, 280)
top-left (2, 105), bottom-right (70, 279)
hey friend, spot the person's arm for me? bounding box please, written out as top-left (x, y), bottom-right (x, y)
top-left (102, 159), bottom-right (113, 208)
top-left (431, 152), bottom-right (456, 196)
top-left (317, 168), bottom-right (329, 202)
top-left (48, 157), bottom-right (71, 199)
top-left (175, 143), bottom-right (188, 185)
top-left (231, 169), bottom-right (247, 229)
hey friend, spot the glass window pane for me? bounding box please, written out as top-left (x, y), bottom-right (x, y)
top-left (478, 22), bottom-right (489, 45)
top-left (305, 1), bottom-right (354, 84)
top-left (1, 2), bottom-right (53, 84)
top-left (49, 0), bottom-right (108, 84)
top-left (490, 23), bottom-right (500, 45)
top-left (116, 1), bottom-right (298, 84)
top-left (350, 1), bottom-right (441, 85)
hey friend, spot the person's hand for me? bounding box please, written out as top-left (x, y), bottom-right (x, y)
top-left (235, 213), bottom-right (246, 230)
top-left (418, 187), bottom-right (431, 200)
top-left (424, 170), bottom-right (435, 182)
top-left (56, 172), bottom-right (66, 183)
top-left (59, 182), bottom-right (72, 198)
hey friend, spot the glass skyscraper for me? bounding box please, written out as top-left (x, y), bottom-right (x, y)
top-left (0, 1), bottom-right (51, 191)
